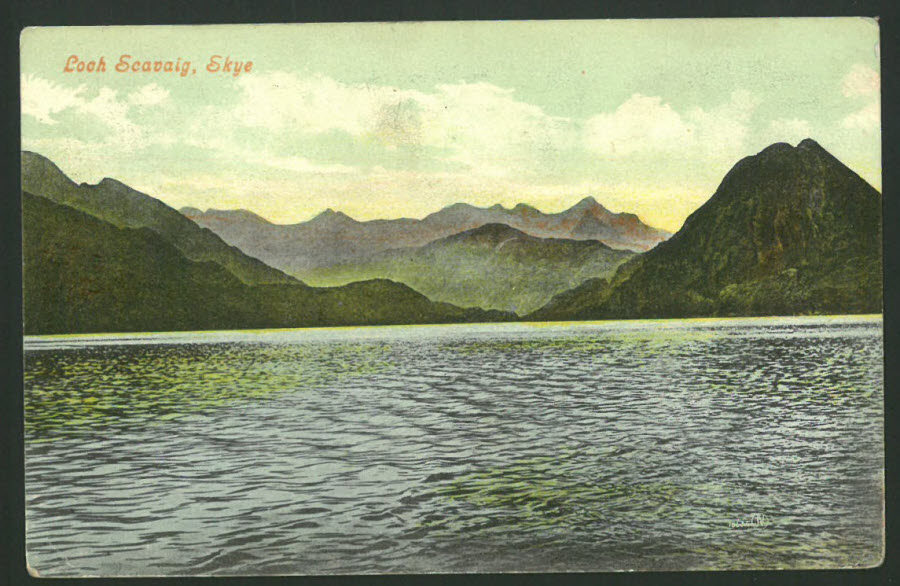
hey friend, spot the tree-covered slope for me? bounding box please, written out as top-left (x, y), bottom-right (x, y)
top-left (23, 192), bottom-right (509, 334)
top-left (22, 151), bottom-right (298, 285)
top-left (530, 139), bottom-right (882, 320)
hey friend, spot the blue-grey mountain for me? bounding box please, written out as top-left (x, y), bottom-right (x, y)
top-left (181, 196), bottom-right (669, 279)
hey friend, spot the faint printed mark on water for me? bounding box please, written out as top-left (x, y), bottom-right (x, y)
top-left (729, 513), bottom-right (772, 529)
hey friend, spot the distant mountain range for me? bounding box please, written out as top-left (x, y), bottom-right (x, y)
top-left (21, 158), bottom-right (510, 334)
top-left (303, 223), bottom-right (635, 314)
top-left (181, 195), bottom-right (670, 278)
top-left (21, 138), bottom-right (882, 333)
top-left (530, 139), bottom-right (882, 320)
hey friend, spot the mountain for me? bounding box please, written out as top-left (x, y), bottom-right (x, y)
top-left (302, 223), bottom-right (635, 314)
top-left (21, 151), bottom-right (298, 286)
top-left (181, 196), bottom-right (669, 278)
top-left (530, 139), bottom-right (882, 320)
top-left (23, 191), bottom-right (510, 334)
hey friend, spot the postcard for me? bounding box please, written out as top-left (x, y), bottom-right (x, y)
top-left (21, 19), bottom-right (883, 575)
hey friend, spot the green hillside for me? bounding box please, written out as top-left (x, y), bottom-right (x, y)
top-left (22, 151), bottom-right (298, 286)
top-left (530, 139), bottom-right (882, 321)
top-left (23, 192), bottom-right (509, 335)
top-left (300, 223), bottom-right (634, 315)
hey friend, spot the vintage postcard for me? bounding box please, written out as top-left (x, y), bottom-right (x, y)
top-left (21, 19), bottom-right (883, 575)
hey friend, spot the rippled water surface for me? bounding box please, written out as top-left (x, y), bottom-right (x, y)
top-left (25, 316), bottom-right (884, 575)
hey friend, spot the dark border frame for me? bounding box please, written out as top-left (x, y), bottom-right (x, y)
top-left (2, 2), bottom-right (896, 585)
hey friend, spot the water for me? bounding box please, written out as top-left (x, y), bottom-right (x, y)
top-left (24, 316), bottom-right (884, 575)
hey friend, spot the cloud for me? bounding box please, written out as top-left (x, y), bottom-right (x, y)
top-left (767, 118), bottom-right (812, 143)
top-left (686, 90), bottom-right (759, 156)
top-left (584, 90), bottom-right (759, 163)
top-left (79, 87), bottom-right (138, 137)
top-left (585, 95), bottom-right (690, 156)
top-left (842, 102), bottom-right (879, 131)
top-left (128, 83), bottom-right (170, 107)
top-left (215, 71), bottom-right (577, 179)
top-left (421, 82), bottom-right (575, 177)
top-left (232, 72), bottom-right (410, 135)
top-left (21, 74), bottom-right (85, 124)
top-left (842, 64), bottom-right (880, 97)
top-left (21, 75), bottom-right (148, 146)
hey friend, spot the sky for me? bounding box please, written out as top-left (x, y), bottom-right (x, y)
top-left (20, 19), bottom-right (881, 232)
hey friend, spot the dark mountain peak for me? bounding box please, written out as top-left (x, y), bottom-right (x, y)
top-left (753, 139), bottom-right (832, 166)
top-left (21, 150), bottom-right (78, 190)
top-left (21, 152), bottom-right (299, 286)
top-left (530, 139), bottom-right (882, 320)
top-left (797, 138), bottom-right (826, 152)
top-left (757, 142), bottom-right (794, 157)
top-left (488, 203), bottom-right (506, 211)
top-left (22, 150), bottom-right (64, 170)
top-left (703, 138), bottom-right (879, 222)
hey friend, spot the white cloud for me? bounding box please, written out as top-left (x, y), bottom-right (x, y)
top-left (585, 94), bottom-right (690, 156)
top-left (21, 74), bottom-right (85, 124)
top-left (21, 75), bottom-right (176, 157)
top-left (767, 118), bottom-right (812, 144)
top-left (79, 87), bottom-right (137, 137)
top-left (22, 75), bottom-right (138, 139)
top-left (686, 90), bottom-right (759, 156)
top-left (232, 72), bottom-right (411, 135)
top-left (421, 82), bottom-right (574, 176)
top-left (128, 83), bottom-right (170, 107)
top-left (842, 102), bottom-right (879, 131)
top-left (584, 90), bottom-right (759, 163)
top-left (219, 71), bottom-right (576, 178)
top-left (842, 64), bottom-right (880, 97)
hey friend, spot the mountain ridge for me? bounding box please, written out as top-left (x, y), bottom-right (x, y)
top-left (22, 151), bottom-right (300, 286)
top-left (23, 190), bottom-right (511, 334)
top-left (181, 194), bottom-right (669, 277)
top-left (529, 139), bottom-right (882, 320)
top-left (303, 221), bottom-right (634, 314)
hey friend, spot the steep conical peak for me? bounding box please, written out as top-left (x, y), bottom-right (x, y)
top-left (797, 138), bottom-right (825, 152)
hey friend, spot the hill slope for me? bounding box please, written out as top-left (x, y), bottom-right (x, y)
top-left (530, 139), bottom-right (882, 320)
top-left (303, 223), bottom-right (635, 314)
top-left (22, 151), bottom-right (298, 285)
top-left (182, 196), bottom-right (668, 277)
top-left (23, 192), bottom-right (510, 334)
